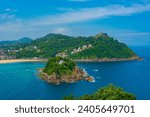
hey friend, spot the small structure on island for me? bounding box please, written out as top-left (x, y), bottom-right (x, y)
top-left (95, 32), bottom-right (109, 39)
top-left (38, 57), bottom-right (94, 85)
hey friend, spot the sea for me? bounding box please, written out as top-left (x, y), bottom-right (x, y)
top-left (0, 46), bottom-right (150, 100)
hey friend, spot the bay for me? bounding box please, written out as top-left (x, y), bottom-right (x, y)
top-left (0, 46), bottom-right (150, 100)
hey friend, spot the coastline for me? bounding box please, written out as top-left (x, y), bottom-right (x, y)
top-left (0, 57), bottom-right (142, 64)
top-left (0, 59), bottom-right (48, 64)
top-left (74, 57), bottom-right (142, 62)
top-left (38, 66), bottom-right (94, 85)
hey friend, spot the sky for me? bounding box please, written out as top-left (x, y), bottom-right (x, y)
top-left (0, 0), bottom-right (150, 45)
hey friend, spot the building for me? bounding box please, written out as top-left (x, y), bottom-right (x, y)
top-left (56, 52), bottom-right (67, 58)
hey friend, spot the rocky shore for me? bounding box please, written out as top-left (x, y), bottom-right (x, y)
top-left (38, 67), bottom-right (94, 85)
top-left (75, 56), bottom-right (142, 62)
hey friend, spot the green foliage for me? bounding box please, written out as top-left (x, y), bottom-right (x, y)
top-left (4, 33), bottom-right (137, 59)
top-left (43, 57), bottom-right (76, 78)
top-left (64, 84), bottom-right (136, 100)
top-left (70, 37), bottom-right (136, 59)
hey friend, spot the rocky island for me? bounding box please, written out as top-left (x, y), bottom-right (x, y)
top-left (38, 57), bottom-right (94, 85)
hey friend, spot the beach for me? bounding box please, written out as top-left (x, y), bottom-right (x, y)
top-left (0, 57), bottom-right (142, 64)
top-left (0, 59), bottom-right (47, 64)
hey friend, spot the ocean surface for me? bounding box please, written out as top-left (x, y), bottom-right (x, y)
top-left (0, 46), bottom-right (150, 100)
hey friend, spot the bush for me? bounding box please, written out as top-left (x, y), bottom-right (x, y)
top-left (43, 57), bottom-right (76, 78)
top-left (64, 84), bottom-right (136, 100)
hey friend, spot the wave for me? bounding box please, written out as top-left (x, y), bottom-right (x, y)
top-left (93, 69), bottom-right (99, 72)
top-left (96, 77), bottom-right (101, 79)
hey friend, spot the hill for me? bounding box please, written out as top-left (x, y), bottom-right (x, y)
top-left (39, 57), bottom-right (94, 84)
top-left (1, 33), bottom-right (139, 60)
top-left (64, 84), bottom-right (136, 100)
top-left (0, 37), bottom-right (32, 47)
top-left (16, 37), bottom-right (33, 44)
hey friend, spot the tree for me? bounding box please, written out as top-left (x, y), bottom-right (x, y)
top-left (43, 57), bottom-right (76, 79)
top-left (64, 84), bottom-right (136, 100)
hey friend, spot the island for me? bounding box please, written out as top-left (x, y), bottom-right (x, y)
top-left (38, 57), bottom-right (94, 85)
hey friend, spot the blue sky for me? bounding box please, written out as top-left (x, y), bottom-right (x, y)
top-left (0, 0), bottom-right (150, 45)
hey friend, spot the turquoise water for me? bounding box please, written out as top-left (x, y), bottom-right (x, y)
top-left (0, 46), bottom-right (150, 100)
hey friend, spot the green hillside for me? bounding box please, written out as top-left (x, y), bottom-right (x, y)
top-left (64, 84), bottom-right (136, 100)
top-left (5, 33), bottom-right (137, 59)
top-left (39, 56), bottom-right (94, 84)
top-left (43, 57), bottom-right (76, 77)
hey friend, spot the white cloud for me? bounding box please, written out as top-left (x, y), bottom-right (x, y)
top-left (5, 8), bottom-right (11, 12)
top-left (4, 8), bottom-right (17, 13)
top-left (0, 3), bottom-right (150, 40)
top-left (30, 4), bottom-right (150, 26)
top-left (0, 8), bottom-right (18, 23)
top-left (1, 4), bottom-right (150, 28)
top-left (0, 14), bottom-right (16, 23)
top-left (52, 27), bottom-right (68, 34)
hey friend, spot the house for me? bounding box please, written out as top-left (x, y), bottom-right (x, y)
top-left (59, 60), bottom-right (64, 65)
top-left (56, 52), bottom-right (67, 58)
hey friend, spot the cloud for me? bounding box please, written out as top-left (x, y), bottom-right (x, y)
top-left (5, 8), bottom-right (12, 12)
top-left (4, 8), bottom-right (17, 13)
top-left (30, 4), bottom-right (150, 26)
top-left (0, 8), bottom-right (18, 23)
top-left (1, 4), bottom-right (150, 28)
top-left (52, 27), bottom-right (68, 34)
top-left (0, 3), bottom-right (150, 41)
top-left (0, 14), bottom-right (16, 23)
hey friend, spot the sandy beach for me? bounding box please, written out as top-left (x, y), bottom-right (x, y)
top-left (0, 57), bottom-right (142, 64)
top-left (0, 59), bottom-right (47, 64)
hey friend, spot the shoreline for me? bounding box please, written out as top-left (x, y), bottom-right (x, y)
top-left (0, 57), bottom-right (142, 64)
top-left (74, 57), bottom-right (142, 62)
top-left (0, 59), bottom-right (48, 64)
top-left (38, 67), bottom-right (94, 85)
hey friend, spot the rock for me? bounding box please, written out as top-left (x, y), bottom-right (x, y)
top-left (38, 57), bottom-right (94, 85)
top-left (38, 66), bottom-right (94, 85)
top-left (86, 76), bottom-right (94, 82)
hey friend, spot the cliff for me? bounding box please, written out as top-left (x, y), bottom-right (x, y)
top-left (38, 57), bottom-right (94, 85)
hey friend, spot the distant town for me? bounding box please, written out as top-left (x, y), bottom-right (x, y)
top-left (0, 49), bottom-right (16, 60)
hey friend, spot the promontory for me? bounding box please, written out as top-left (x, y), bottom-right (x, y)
top-left (0, 32), bottom-right (140, 61)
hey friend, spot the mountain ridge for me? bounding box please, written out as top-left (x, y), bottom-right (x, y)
top-left (0, 37), bottom-right (32, 46)
top-left (0, 32), bottom-right (139, 60)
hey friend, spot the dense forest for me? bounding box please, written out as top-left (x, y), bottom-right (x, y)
top-left (64, 84), bottom-right (136, 100)
top-left (43, 57), bottom-right (76, 78)
top-left (40, 56), bottom-right (93, 84)
top-left (1, 33), bottom-right (137, 59)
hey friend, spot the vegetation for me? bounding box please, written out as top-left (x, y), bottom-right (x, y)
top-left (64, 84), bottom-right (136, 100)
top-left (43, 57), bottom-right (76, 78)
top-left (0, 37), bottom-right (32, 47)
top-left (40, 57), bottom-right (94, 84)
top-left (1, 33), bottom-right (137, 59)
